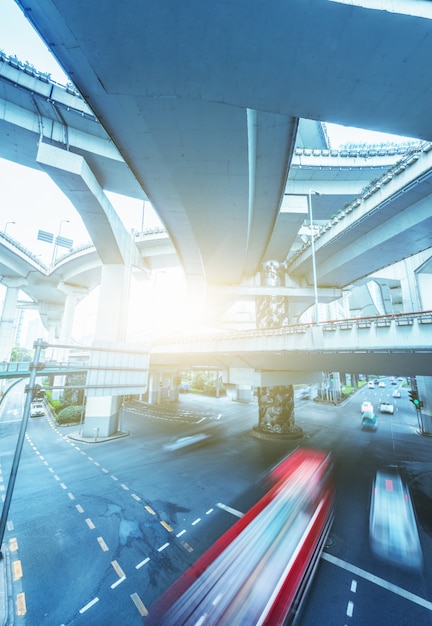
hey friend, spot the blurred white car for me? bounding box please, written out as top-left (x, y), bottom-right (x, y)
top-left (380, 401), bottom-right (394, 414)
top-left (378, 381), bottom-right (386, 388)
top-left (392, 389), bottom-right (401, 398)
top-left (370, 471), bottom-right (423, 570)
top-left (361, 401), bottom-right (373, 413)
top-left (367, 381), bottom-right (375, 389)
top-left (30, 402), bottom-right (45, 417)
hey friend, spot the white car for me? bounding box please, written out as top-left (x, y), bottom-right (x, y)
top-left (370, 471), bottom-right (423, 569)
top-left (378, 381), bottom-right (386, 388)
top-left (30, 402), bottom-right (45, 417)
top-left (392, 389), bottom-right (401, 398)
top-left (367, 381), bottom-right (375, 389)
top-left (380, 401), bottom-right (394, 414)
top-left (361, 401), bottom-right (373, 413)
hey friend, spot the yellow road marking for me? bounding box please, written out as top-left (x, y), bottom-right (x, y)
top-left (111, 560), bottom-right (126, 579)
top-left (160, 520), bottom-right (173, 532)
top-left (16, 592), bottom-right (26, 616)
top-left (131, 592), bottom-right (148, 616)
top-left (9, 538), bottom-right (18, 551)
top-left (12, 560), bottom-right (22, 580)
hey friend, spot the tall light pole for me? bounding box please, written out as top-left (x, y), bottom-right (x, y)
top-left (51, 219), bottom-right (70, 265)
top-left (3, 221), bottom-right (15, 234)
top-left (308, 189), bottom-right (320, 325)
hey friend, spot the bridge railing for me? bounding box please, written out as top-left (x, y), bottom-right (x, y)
top-left (153, 310), bottom-right (432, 345)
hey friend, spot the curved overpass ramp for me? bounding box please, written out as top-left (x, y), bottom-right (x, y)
top-left (15, 0), bottom-right (432, 297)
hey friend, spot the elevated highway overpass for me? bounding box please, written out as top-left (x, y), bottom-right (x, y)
top-left (1, 51), bottom-right (431, 327)
top-left (1, 1), bottom-right (432, 435)
top-left (8, 0), bottom-right (432, 302)
top-left (149, 310), bottom-right (432, 379)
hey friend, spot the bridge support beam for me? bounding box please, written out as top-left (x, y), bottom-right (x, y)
top-left (229, 368), bottom-right (319, 440)
top-left (82, 264), bottom-right (133, 438)
top-left (253, 384), bottom-right (303, 440)
top-left (0, 278), bottom-right (28, 361)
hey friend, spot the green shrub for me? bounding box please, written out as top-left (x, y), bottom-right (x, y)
top-left (56, 405), bottom-right (85, 425)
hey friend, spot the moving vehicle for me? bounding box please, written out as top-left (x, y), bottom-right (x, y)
top-left (392, 389), bottom-right (401, 398)
top-left (362, 411), bottom-right (377, 431)
top-left (30, 402), bottom-right (45, 417)
top-left (378, 381), bottom-right (386, 388)
top-left (380, 401), bottom-right (394, 415)
top-left (370, 471), bottom-right (423, 570)
top-left (367, 381), bottom-right (375, 389)
top-left (148, 448), bottom-right (334, 625)
top-left (361, 400), bottom-right (373, 413)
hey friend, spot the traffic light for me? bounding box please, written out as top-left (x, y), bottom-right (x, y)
top-left (408, 390), bottom-right (420, 408)
top-left (32, 384), bottom-right (44, 401)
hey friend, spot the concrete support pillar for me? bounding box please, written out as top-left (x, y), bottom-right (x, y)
top-left (253, 384), bottom-right (303, 440)
top-left (234, 385), bottom-right (253, 402)
top-left (82, 264), bottom-right (132, 438)
top-left (0, 278), bottom-right (28, 361)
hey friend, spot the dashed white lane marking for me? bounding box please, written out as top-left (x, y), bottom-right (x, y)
top-left (111, 575), bottom-right (126, 589)
top-left (79, 597), bottom-right (99, 614)
top-left (85, 518), bottom-right (95, 529)
top-left (322, 553), bottom-right (432, 611)
top-left (351, 579), bottom-right (357, 593)
top-left (97, 537), bottom-right (109, 552)
top-left (157, 542), bottom-right (170, 552)
top-left (192, 518), bottom-right (201, 526)
top-left (67, 492), bottom-right (75, 501)
top-left (216, 502), bottom-right (244, 518)
top-left (136, 557), bottom-right (150, 569)
top-left (346, 600), bottom-right (354, 617)
top-left (176, 529), bottom-right (186, 538)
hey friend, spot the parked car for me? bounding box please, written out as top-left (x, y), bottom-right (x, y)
top-left (369, 471), bottom-right (423, 570)
top-left (30, 402), bottom-right (45, 417)
top-left (362, 411), bottom-right (377, 431)
top-left (361, 400), bottom-right (373, 413)
top-left (380, 401), bottom-right (394, 415)
top-left (378, 381), bottom-right (386, 388)
top-left (392, 389), bottom-right (401, 398)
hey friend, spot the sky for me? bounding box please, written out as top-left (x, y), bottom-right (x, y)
top-left (0, 0), bottom-right (419, 343)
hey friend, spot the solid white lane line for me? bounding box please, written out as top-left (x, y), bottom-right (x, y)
top-left (322, 553), bottom-right (432, 611)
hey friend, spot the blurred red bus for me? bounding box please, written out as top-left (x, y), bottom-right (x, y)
top-left (146, 448), bottom-right (334, 625)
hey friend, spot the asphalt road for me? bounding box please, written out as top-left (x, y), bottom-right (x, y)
top-left (1, 380), bottom-right (431, 625)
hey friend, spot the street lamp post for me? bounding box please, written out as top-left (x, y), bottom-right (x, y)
top-left (3, 221), bottom-right (16, 235)
top-left (308, 189), bottom-right (320, 325)
top-left (51, 219), bottom-right (70, 265)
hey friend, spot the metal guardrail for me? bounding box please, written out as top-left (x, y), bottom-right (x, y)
top-left (153, 310), bottom-right (432, 345)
